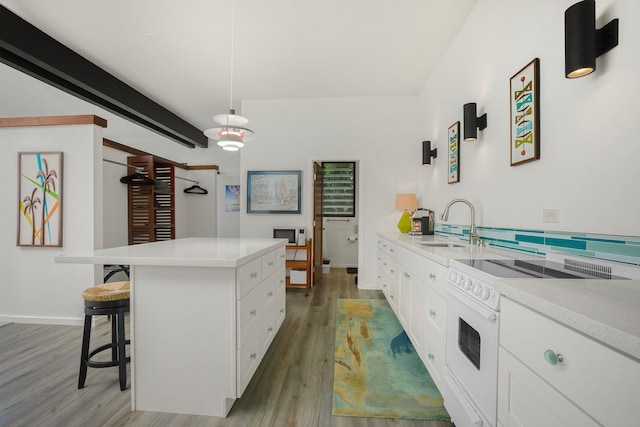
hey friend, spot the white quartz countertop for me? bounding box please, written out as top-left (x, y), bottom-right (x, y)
top-left (377, 231), bottom-right (541, 266)
top-left (496, 278), bottom-right (640, 361)
top-left (378, 231), bottom-right (640, 361)
top-left (55, 237), bottom-right (288, 268)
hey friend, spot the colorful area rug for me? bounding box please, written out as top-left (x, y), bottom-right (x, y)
top-left (333, 299), bottom-right (449, 420)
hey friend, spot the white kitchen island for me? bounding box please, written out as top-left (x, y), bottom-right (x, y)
top-left (56, 237), bottom-right (287, 417)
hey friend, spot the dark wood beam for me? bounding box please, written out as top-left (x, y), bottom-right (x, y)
top-left (0, 5), bottom-right (208, 149)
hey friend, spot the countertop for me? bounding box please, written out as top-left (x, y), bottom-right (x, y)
top-left (377, 231), bottom-right (542, 266)
top-left (379, 231), bottom-right (640, 362)
top-left (496, 277), bottom-right (640, 361)
top-left (55, 237), bottom-right (288, 268)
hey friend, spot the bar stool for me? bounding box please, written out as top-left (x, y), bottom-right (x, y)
top-left (78, 281), bottom-right (130, 391)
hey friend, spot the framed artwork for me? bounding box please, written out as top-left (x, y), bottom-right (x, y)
top-left (225, 184), bottom-right (240, 212)
top-left (510, 58), bottom-right (540, 166)
top-left (247, 170), bottom-right (301, 214)
top-left (17, 152), bottom-right (63, 247)
top-left (448, 121), bottom-right (460, 184)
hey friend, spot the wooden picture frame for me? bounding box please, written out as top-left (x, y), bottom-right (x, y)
top-left (17, 152), bottom-right (63, 246)
top-left (510, 58), bottom-right (540, 166)
top-left (448, 121), bottom-right (460, 184)
top-left (247, 170), bottom-right (301, 214)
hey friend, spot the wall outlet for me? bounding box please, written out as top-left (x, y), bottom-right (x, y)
top-left (543, 208), bottom-right (560, 223)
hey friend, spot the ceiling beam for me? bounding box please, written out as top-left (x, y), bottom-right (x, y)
top-left (0, 5), bottom-right (208, 148)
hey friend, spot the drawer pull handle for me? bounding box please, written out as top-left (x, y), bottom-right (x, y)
top-left (250, 309), bottom-right (257, 317)
top-left (428, 353), bottom-right (435, 361)
top-left (268, 291), bottom-right (274, 297)
top-left (251, 272), bottom-right (258, 279)
top-left (404, 272), bottom-right (410, 278)
top-left (269, 261), bottom-right (274, 266)
top-left (390, 269), bottom-right (395, 274)
top-left (429, 309), bottom-right (436, 317)
top-left (429, 273), bottom-right (436, 280)
top-left (280, 308), bottom-right (285, 313)
top-left (251, 353), bottom-right (257, 360)
top-left (268, 327), bottom-right (273, 332)
top-left (544, 349), bottom-right (563, 365)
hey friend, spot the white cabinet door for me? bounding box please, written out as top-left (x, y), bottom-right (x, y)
top-left (500, 298), bottom-right (640, 426)
top-left (498, 348), bottom-right (598, 427)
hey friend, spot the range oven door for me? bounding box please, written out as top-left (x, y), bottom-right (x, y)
top-left (445, 286), bottom-right (499, 427)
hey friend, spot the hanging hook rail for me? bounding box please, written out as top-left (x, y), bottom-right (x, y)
top-left (175, 176), bottom-right (199, 185)
top-left (103, 158), bottom-right (143, 173)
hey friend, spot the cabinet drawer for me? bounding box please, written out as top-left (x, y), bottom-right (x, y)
top-left (237, 326), bottom-right (261, 397)
top-left (501, 298), bottom-right (640, 427)
top-left (275, 286), bottom-right (286, 329)
top-left (261, 251), bottom-right (277, 278)
top-left (422, 333), bottom-right (445, 393)
top-left (498, 347), bottom-right (598, 427)
top-left (424, 262), bottom-right (448, 297)
top-left (261, 309), bottom-right (277, 350)
top-left (237, 257), bottom-right (262, 298)
top-left (261, 275), bottom-right (277, 311)
top-left (237, 285), bottom-right (260, 348)
top-left (425, 286), bottom-right (447, 339)
top-left (275, 245), bottom-right (286, 268)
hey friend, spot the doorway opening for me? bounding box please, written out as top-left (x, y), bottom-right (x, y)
top-left (313, 161), bottom-right (359, 284)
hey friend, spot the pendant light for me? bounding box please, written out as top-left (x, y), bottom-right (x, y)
top-left (203, 0), bottom-right (255, 151)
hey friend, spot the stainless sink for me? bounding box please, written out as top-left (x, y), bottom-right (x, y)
top-left (418, 242), bottom-right (464, 248)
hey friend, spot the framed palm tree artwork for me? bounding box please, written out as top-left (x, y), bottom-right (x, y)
top-left (17, 152), bottom-right (63, 247)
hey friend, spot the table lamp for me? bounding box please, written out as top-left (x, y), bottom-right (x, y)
top-left (395, 193), bottom-right (418, 233)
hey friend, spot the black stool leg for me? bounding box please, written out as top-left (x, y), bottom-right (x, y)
top-left (116, 307), bottom-right (127, 391)
top-left (78, 314), bottom-right (92, 389)
top-left (111, 312), bottom-right (118, 361)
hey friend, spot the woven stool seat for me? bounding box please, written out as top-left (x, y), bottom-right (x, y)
top-left (79, 281), bottom-right (130, 391)
top-left (82, 281), bottom-right (130, 302)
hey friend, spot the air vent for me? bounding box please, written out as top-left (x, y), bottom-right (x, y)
top-left (565, 259), bottom-right (613, 279)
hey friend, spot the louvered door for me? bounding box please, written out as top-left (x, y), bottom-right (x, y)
top-left (127, 155), bottom-right (175, 244)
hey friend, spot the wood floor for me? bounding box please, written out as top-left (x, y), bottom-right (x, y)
top-left (0, 268), bottom-right (452, 427)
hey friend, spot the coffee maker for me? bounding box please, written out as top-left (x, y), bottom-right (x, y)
top-left (410, 209), bottom-right (435, 235)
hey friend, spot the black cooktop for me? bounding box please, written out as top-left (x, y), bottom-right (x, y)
top-left (456, 258), bottom-right (627, 280)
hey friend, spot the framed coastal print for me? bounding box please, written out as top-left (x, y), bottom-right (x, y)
top-left (17, 152), bottom-right (63, 247)
top-left (225, 184), bottom-right (240, 212)
top-left (448, 121), bottom-right (460, 184)
top-left (510, 58), bottom-right (540, 166)
top-left (247, 170), bottom-right (301, 214)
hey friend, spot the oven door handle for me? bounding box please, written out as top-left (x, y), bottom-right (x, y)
top-left (447, 286), bottom-right (497, 321)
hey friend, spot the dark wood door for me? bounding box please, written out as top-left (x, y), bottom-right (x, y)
top-left (312, 162), bottom-right (323, 285)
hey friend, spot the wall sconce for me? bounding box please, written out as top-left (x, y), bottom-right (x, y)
top-left (463, 102), bottom-right (487, 142)
top-left (422, 141), bottom-right (438, 166)
top-left (565, 0), bottom-right (619, 79)
top-left (395, 193), bottom-right (418, 233)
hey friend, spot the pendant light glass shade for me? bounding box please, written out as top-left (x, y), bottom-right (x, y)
top-left (204, 108), bottom-right (255, 151)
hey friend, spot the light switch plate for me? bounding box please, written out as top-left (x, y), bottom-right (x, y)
top-left (543, 208), bottom-right (559, 223)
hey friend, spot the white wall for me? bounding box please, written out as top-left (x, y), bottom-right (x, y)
top-left (418, 0), bottom-right (640, 236)
top-left (240, 97), bottom-right (421, 288)
top-left (240, 0), bottom-right (640, 288)
top-left (0, 123), bottom-right (102, 324)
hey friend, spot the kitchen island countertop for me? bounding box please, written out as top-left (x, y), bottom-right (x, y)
top-left (55, 237), bottom-right (288, 268)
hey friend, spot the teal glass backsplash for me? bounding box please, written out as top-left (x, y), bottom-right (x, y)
top-left (435, 224), bottom-right (640, 266)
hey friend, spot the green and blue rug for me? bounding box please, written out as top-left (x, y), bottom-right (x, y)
top-left (333, 299), bottom-right (449, 420)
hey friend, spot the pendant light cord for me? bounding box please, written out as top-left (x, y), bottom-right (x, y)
top-left (229, 0), bottom-right (235, 111)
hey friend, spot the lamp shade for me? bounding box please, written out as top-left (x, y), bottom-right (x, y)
top-left (395, 193), bottom-right (418, 211)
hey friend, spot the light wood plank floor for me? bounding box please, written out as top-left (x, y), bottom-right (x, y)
top-left (0, 268), bottom-right (452, 427)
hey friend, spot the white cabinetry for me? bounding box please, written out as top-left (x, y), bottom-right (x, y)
top-left (376, 235), bottom-right (448, 392)
top-left (498, 298), bottom-right (640, 427)
top-left (237, 245), bottom-right (286, 395)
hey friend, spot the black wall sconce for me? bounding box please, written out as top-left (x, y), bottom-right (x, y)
top-left (422, 140), bottom-right (437, 166)
top-left (565, 0), bottom-right (619, 79)
top-left (463, 103), bottom-right (487, 142)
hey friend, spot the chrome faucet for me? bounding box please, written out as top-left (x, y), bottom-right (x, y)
top-left (441, 199), bottom-right (480, 245)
